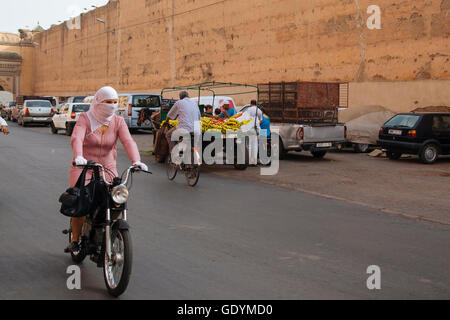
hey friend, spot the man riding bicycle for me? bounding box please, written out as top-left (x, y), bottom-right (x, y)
top-left (165, 91), bottom-right (201, 152)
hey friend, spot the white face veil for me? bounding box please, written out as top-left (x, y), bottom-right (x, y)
top-left (86, 86), bottom-right (118, 133)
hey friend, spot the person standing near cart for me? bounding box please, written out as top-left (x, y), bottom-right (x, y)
top-left (245, 100), bottom-right (263, 165)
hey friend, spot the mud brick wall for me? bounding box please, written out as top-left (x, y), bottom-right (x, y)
top-left (30, 0), bottom-right (449, 110)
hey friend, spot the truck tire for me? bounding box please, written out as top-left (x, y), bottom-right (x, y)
top-left (311, 150), bottom-right (327, 159)
top-left (419, 143), bottom-right (439, 164)
top-left (386, 150), bottom-right (402, 160)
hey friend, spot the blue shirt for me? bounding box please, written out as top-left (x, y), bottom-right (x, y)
top-left (260, 115), bottom-right (271, 137)
top-left (219, 108), bottom-right (237, 118)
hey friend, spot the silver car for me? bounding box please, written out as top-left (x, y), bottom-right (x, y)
top-left (18, 100), bottom-right (54, 126)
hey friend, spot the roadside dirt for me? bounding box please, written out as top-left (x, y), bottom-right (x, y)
top-left (201, 151), bottom-right (450, 225)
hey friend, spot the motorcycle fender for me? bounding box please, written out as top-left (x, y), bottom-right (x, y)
top-left (112, 220), bottom-right (130, 231)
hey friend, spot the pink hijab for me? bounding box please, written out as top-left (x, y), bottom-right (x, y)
top-left (86, 86), bottom-right (119, 133)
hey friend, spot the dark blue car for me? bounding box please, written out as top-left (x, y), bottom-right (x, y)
top-left (378, 113), bottom-right (450, 164)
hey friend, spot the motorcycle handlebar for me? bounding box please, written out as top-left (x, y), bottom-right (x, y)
top-left (72, 161), bottom-right (152, 184)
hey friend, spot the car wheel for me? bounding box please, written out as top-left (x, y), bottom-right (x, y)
top-left (50, 123), bottom-right (58, 134)
top-left (386, 150), bottom-right (402, 160)
top-left (419, 143), bottom-right (439, 164)
top-left (311, 150), bottom-right (327, 159)
top-left (66, 123), bottom-right (73, 136)
top-left (354, 143), bottom-right (370, 153)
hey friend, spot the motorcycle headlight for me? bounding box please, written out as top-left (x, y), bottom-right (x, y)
top-left (111, 184), bottom-right (129, 204)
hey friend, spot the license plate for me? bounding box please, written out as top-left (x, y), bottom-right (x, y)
top-left (388, 129), bottom-right (402, 135)
top-left (34, 117), bottom-right (47, 121)
top-left (316, 142), bottom-right (332, 148)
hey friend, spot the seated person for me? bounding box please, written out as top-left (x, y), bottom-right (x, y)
top-left (214, 108), bottom-right (222, 118)
top-left (219, 102), bottom-right (237, 118)
top-left (202, 104), bottom-right (214, 117)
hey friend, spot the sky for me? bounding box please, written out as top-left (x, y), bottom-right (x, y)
top-left (0, 0), bottom-right (109, 34)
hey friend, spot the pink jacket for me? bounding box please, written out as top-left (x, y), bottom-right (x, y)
top-left (69, 113), bottom-right (140, 186)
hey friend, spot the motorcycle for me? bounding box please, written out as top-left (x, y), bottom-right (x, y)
top-left (63, 161), bottom-right (151, 297)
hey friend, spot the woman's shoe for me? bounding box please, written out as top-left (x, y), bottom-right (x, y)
top-left (64, 242), bottom-right (80, 253)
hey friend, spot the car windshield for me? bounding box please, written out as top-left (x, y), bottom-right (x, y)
top-left (73, 97), bottom-right (86, 103)
top-left (133, 95), bottom-right (161, 108)
top-left (73, 104), bottom-right (90, 113)
top-left (27, 101), bottom-right (51, 108)
top-left (384, 114), bottom-right (420, 128)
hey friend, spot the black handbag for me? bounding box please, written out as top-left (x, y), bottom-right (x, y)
top-left (59, 166), bottom-right (98, 218)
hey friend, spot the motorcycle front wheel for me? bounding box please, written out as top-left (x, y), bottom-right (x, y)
top-left (103, 228), bottom-right (133, 297)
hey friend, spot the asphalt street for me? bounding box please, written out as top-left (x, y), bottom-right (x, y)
top-left (0, 122), bottom-right (449, 299)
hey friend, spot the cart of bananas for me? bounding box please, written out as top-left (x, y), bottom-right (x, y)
top-left (161, 117), bottom-right (251, 134)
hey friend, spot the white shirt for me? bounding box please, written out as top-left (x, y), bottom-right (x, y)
top-left (246, 105), bottom-right (263, 121)
top-left (167, 97), bottom-right (201, 133)
top-left (0, 116), bottom-right (7, 127)
top-left (245, 105), bottom-right (262, 131)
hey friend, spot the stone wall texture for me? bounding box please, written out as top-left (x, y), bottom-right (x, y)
top-left (28, 0), bottom-right (450, 110)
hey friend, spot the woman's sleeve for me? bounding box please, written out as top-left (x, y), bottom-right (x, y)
top-left (71, 114), bottom-right (87, 158)
top-left (118, 117), bottom-right (141, 163)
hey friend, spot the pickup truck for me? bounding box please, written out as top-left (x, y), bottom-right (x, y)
top-left (257, 82), bottom-right (348, 159)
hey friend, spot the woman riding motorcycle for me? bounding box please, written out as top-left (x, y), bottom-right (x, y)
top-left (67, 86), bottom-right (148, 253)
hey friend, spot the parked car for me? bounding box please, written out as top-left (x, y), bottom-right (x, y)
top-left (17, 100), bottom-right (54, 126)
top-left (1, 101), bottom-right (15, 120)
top-left (378, 113), bottom-right (450, 164)
top-left (67, 96), bottom-right (86, 104)
top-left (10, 103), bottom-right (22, 122)
top-left (340, 108), bottom-right (396, 153)
top-left (83, 96), bottom-right (94, 104)
top-left (51, 103), bottom-right (90, 136)
top-left (118, 93), bottom-right (162, 132)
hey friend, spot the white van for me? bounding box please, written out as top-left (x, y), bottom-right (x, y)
top-left (190, 96), bottom-right (237, 114)
top-left (118, 93), bottom-right (162, 132)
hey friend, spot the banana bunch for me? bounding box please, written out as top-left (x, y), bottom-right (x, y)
top-left (200, 117), bottom-right (251, 133)
top-left (161, 119), bottom-right (179, 127)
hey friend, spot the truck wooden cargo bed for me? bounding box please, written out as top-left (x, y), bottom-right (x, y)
top-left (258, 81), bottom-right (349, 124)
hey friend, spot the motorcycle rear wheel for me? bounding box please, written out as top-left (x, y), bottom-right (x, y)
top-left (103, 229), bottom-right (132, 297)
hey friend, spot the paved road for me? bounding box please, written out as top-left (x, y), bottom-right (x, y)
top-left (0, 122), bottom-right (449, 299)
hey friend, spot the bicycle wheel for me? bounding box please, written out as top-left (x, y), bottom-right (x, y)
top-left (166, 154), bottom-right (177, 180)
top-left (185, 166), bottom-right (200, 187)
